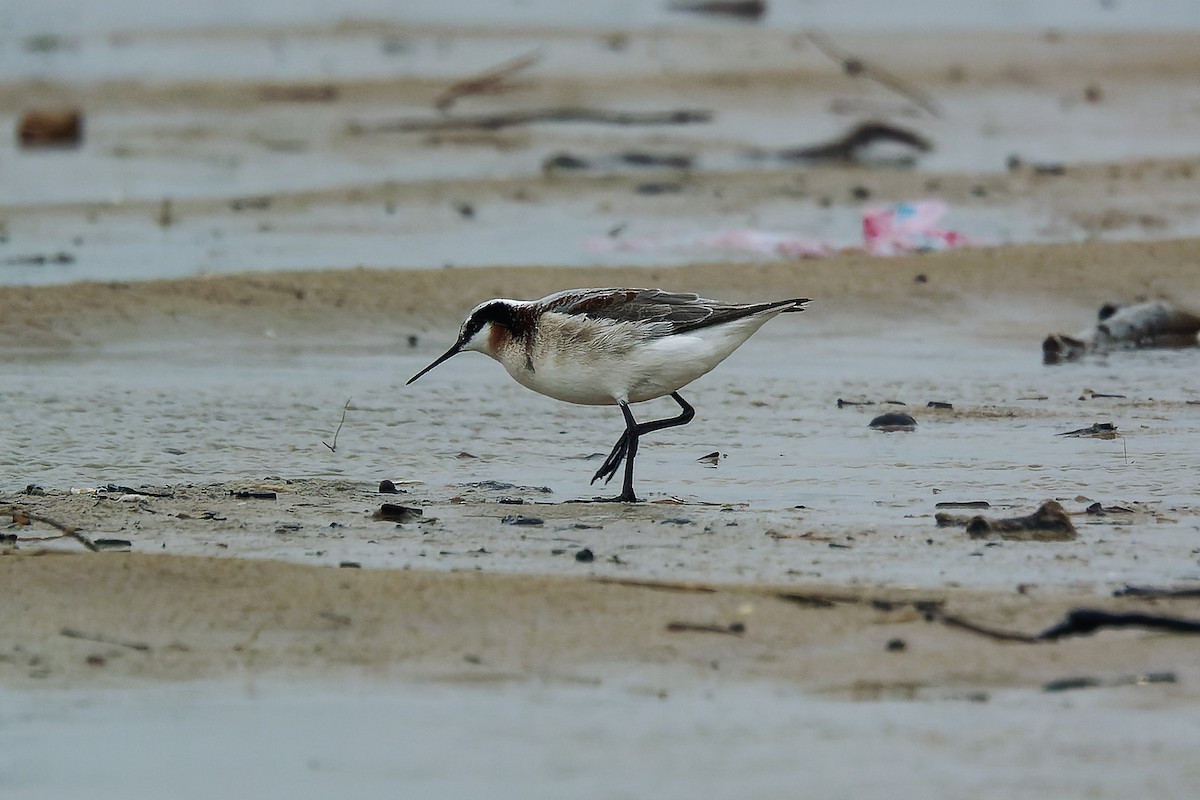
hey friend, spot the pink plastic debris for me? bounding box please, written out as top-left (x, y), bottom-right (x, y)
top-left (862, 200), bottom-right (976, 256)
top-left (699, 229), bottom-right (838, 258)
top-left (585, 229), bottom-right (836, 257)
top-left (585, 200), bottom-right (976, 259)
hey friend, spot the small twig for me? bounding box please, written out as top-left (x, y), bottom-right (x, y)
top-left (805, 30), bottom-right (941, 118)
top-left (594, 577), bottom-right (718, 594)
top-left (60, 627), bottom-right (151, 651)
top-left (353, 107), bottom-right (712, 135)
top-left (322, 397), bottom-right (351, 452)
top-left (434, 50), bottom-right (540, 112)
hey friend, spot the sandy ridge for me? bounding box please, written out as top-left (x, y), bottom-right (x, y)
top-left (2, 237), bottom-right (1198, 348)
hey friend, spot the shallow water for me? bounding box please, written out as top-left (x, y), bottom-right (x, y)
top-left (3, 678), bottom-right (1198, 800)
top-left (7, 315), bottom-right (1199, 590)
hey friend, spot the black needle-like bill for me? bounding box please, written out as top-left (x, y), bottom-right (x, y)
top-left (406, 340), bottom-right (464, 384)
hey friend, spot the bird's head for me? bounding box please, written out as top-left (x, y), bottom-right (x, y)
top-left (406, 299), bottom-right (520, 384)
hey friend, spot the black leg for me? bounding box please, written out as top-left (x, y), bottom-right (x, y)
top-left (587, 392), bottom-right (696, 502)
top-left (590, 430), bottom-right (628, 486)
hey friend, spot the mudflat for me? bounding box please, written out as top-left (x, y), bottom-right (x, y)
top-left (4, 15), bottom-right (1200, 799)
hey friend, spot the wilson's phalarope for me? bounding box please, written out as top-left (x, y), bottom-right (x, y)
top-left (408, 288), bottom-right (809, 501)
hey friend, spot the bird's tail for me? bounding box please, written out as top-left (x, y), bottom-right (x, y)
top-left (781, 298), bottom-right (811, 313)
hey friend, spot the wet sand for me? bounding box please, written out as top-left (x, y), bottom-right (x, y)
top-left (6, 243), bottom-right (1200, 796)
top-left (5, 13), bottom-right (1200, 799)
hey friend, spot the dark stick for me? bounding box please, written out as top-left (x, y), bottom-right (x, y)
top-left (355, 107), bottom-right (713, 134)
top-left (60, 627), bottom-right (151, 650)
top-left (434, 50), bottom-right (540, 112)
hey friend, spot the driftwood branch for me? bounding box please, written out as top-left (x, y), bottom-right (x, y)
top-left (3, 505), bottom-right (97, 551)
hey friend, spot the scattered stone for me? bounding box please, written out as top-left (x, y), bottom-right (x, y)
top-left (575, 548), bottom-right (595, 563)
top-left (501, 515), bottom-right (544, 526)
top-left (91, 538), bottom-right (133, 551)
top-left (373, 504), bottom-right (422, 523)
top-left (229, 196), bottom-right (272, 211)
top-left (886, 638), bottom-right (907, 652)
top-left (935, 500), bottom-right (990, 509)
top-left (963, 500), bottom-right (1077, 542)
top-left (339, 561), bottom-right (361, 568)
top-left (869, 412), bottom-right (917, 432)
top-left (1085, 502), bottom-right (1134, 515)
top-left (259, 84), bottom-right (339, 102)
top-left (378, 479), bottom-right (401, 494)
top-left (18, 108), bottom-right (83, 148)
top-left (926, 401), bottom-right (953, 409)
top-left (635, 182), bottom-right (685, 195)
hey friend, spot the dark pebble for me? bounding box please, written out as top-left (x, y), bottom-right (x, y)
top-left (543, 153), bottom-right (590, 170)
top-left (339, 561), bottom-right (361, 569)
top-left (575, 548), bottom-right (595, 563)
top-left (92, 538), bottom-right (133, 550)
top-left (926, 401), bottom-right (953, 409)
top-left (660, 518), bottom-right (693, 525)
top-left (620, 151), bottom-right (694, 169)
top-left (378, 479), bottom-right (401, 494)
top-left (850, 185), bottom-right (871, 200)
top-left (374, 504), bottom-right (422, 523)
top-left (868, 412), bottom-right (918, 431)
top-left (886, 638), bottom-right (907, 652)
